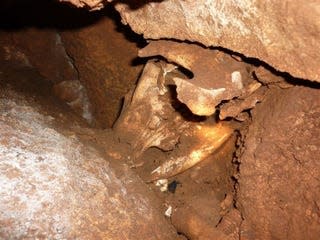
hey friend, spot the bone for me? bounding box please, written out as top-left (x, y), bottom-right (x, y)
top-left (149, 121), bottom-right (234, 181)
top-left (114, 60), bottom-right (191, 163)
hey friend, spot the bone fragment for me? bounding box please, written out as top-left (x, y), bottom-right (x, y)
top-left (149, 122), bottom-right (234, 181)
top-left (219, 82), bottom-right (266, 120)
top-left (173, 77), bottom-right (225, 116)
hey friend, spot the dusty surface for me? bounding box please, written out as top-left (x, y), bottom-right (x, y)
top-left (237, 85), bottom-right (320, 239)
top-left (0, 64), bottom-right (178, 239)
top-left (115, 0), bottom-right (320, 82)
top-left (133, 130), bottom-right (238, 239)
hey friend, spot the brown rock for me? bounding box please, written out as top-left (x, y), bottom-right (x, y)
top-left (217, 209), bottom-right (242, 240)
top-left (171, 203), bottom-right (228, 240)
top-left (237, 85), bottom-right (320, 239)
top-left (61, 7), bottom-right (143, 128)
top-left (53, 79), bottom-right (93, 124)
top-left (0, 88), bottom-right (178, 240)
top-left (115, 0), bottom-right (320, 81)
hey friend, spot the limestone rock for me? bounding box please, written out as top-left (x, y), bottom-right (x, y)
top-left (115, 0), bottom-right (320, 82)
top-left (0, 89), bottom-right (177, 240)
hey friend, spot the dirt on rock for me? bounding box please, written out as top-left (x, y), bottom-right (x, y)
top-left (237, 85), bottom-right (320, 240)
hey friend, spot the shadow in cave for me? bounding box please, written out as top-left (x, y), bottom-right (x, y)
top-left (212, 46), bottom-right (320, 89)
top-left (0, 0), bottom-right (144, 48)
top-left (0, 0), bottom-right (106, 30)
top-left (0, 0), bottom-right (147, 61)
top-left (113, 0), bottom-right (164, 10)
top-left (167, 84), bottom-right (207, 123)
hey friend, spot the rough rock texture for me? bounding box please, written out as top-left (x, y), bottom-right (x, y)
top-left (114, 0), bottom-right (320, 82)
top-left (0, 88), bottom-right (178, 239)
top-left (53, 79), bottom-right (93, 123)
top-left (237, 86), bottom-right (320, 239)
top-left (61, 7), bottom-right (143, 128)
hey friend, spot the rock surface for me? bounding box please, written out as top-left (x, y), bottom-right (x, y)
top-left (237, 85), bottom-right (320, 239)
top-left (0, 87), bottom-right (177, 239)
top-left (114, 0), bottom-right (320, 82)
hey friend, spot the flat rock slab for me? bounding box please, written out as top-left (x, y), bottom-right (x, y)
top-left (115, 0), bottom-right (320, 82)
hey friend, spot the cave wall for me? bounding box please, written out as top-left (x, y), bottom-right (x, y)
top-left (237, 85), bottom-right (320, 239)
top-left (0, 29), bottom-right (77, 84)
top-left (115, 0), bottom-right (320, 82)
top-left (60, 12), bottom-right (143, 128)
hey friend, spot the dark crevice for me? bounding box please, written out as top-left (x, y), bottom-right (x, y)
top-left (177, 231), bottom-right (190, 240)
top-left (0, 0), bottom-right (103, 30)
top-left (231, 129), bottom-right (247, 239)
top-left (212, 46), bottom-right (320, 89)
top-left (111, 0), bottom-right (164, 10)
top-left (62, 36), bottom-right (81, 82)
top-left (0, 0), bottom-right (146, 48)
top-left (153, 38), bottom-right (320, 89)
